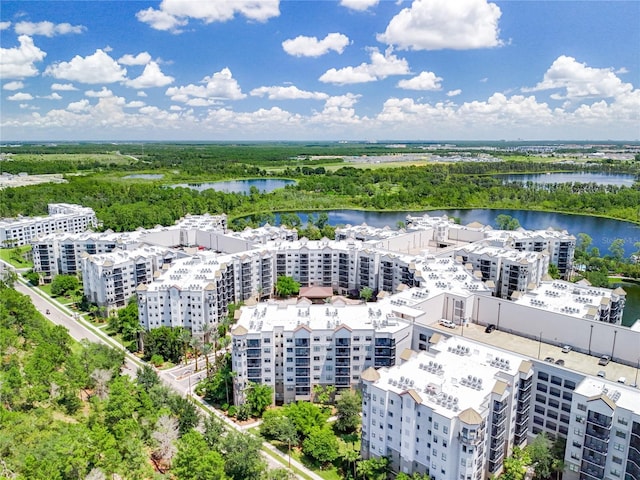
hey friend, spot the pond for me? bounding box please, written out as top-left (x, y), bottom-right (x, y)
top-left (497, 172), bottom-right (636, 187)
top-left (171, 178), bottom-right (295, 194)
top-left (273, 209), bottom-right (640, 257)
top-left (123, 173), bottom-right (164, 179)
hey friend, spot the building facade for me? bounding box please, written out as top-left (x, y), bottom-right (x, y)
top-left (0, 203), bottom-right (97, 247)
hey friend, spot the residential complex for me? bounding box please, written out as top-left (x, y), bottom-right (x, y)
top-left (0, 203), bottom-right (97, 247)
top-left (7, 205), bottom-right (637, 479)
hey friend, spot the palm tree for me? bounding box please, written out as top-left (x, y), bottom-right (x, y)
top-left (178, 329), bottom-right (191, 366)
top-left (201, 322), bottom-right (215, 345)
top-left (190, 336), bottom-right (203, 372)
top-left (201, 343), bottom-right (213, 376)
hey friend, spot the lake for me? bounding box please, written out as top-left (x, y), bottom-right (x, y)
top-left (274, 209), bottom-right (640, 257)
top-left (498, 172), bottom-right (636, 187)
top-left (171, 178), bottom-right (295, 194)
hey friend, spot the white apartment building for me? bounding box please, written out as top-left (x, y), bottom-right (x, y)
top-left (231, 298), bottom-right (416, 405)
top-left (136, 248), bottom-right (276, 333)
top-left (455, 243), bottom-right (549, 299)
top-left (0, 203), bottom-right (97, 247)
top-left (564, 377), bottom-right (640, 480)
top-left (81, 245), bottom-right (173, 311)
top-left (361, 335), bottom-right (534, 479)
top-left (32, 230), bottom-right (142, 279)
top-left (368, 320), bottom-right (640, 479)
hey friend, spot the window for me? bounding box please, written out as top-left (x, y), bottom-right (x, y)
top-left (443, 426), bottom-right (448, 434)
top-left (577, 403), bottom-right (586, 411)
top-left (537, 372), bottom-right (549, 381)
top-left (615, 430), bottom-right (626, 439)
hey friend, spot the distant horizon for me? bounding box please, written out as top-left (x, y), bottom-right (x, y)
top-left (1, 1), bottom-right (638, 141)
top-left (2, 139), bottom-right (640, 146)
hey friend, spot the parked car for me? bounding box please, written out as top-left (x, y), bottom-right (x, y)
top-left (439, 320), bottom-right (456, 329)
top-left (617, 377), bottom-right (626, 384)
top-left (484, 324), bottom-right (496, 333)
top-left (597, 370), bottom-right (606, 378)
top-left (544, 356), bottom-right (555, 363)
top-left (598, 355), bottom-right (611, 366)
top-left (555, 359), bottom-right (565, 366)
top-left (561, 345), bottom-right (572, 353)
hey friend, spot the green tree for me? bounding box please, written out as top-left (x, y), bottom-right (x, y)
top-left (608, 238), bottom-right (625, 261)
top-left (174, 431), bottom-right (227, 480)
top-left (246, 382), bottom-right (273, 417)
top-left (547, 263), bottom-right (560, 279)
top-left (396, 473), bottom-right (431, 480)
top-left (501, 446), bottom-right (531, 480)
top-left (576, 233), bottom-right (592, 255)
top-left (275, 276), bottom-right (300, 298)
top-left (282, 401), bottom-right (330, 440)
top-left (495, 214), bottom-right (521, 231)
top-left (312, 384), bottom-right (336, 405)
top-left (334, 389), bottom-right (361, 434)
top-left (302, 426), bottom-right (339, 466)
top-left (359, 286), bottom-right (373, 303)
top-left (356, 456), bottom-right (390, 480)
top-left (526, 433), bottom-right (554, 480)
top-left (50, 274), bottom-right (79, 297)
top-left (220, 430), bottom-right (266, 480)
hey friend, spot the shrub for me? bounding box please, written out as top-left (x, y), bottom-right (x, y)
top-left (150, 354), bottom-right (164, 367)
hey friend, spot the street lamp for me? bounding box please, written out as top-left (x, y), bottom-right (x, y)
top-left (588, 324), bottom-right (594, 356)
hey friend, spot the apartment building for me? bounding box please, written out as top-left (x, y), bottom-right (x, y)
top-left (32, 230), bottom-right (140, 279)
top-left (455, 243), bottom-right (549, 299)
top-left (564, 378), bottom-right (640, 480)
top-left (0, 203), bottom-right (97, 247)
top-left (368, 319), bottom-right (640, 479)
top-left (81, 245), bottom-right (173, 311)
top-left (231, 298), bottom-right (415, 405)
top-left (360, 335), bottom-right (534, 479)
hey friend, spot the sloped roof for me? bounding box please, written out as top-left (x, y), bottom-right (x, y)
top-left (361, 367), bottom-right (380, 382)
top-left (231, 325), bottom-right (248, 335)
top-left (299, 286), bottom-right (333, 298)
top-left (458, 408), bottom-right (483, 425)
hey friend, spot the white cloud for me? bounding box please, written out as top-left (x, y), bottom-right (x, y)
top-left (166, 67), bottom-right (246, 104)
top-left (125, 61), bottom-right (174, 89)
top-left (136, 8), bottom-right (188, 33)
top-left (447, 89), bottom-right (462, 97)
top-left (85, 87), bottom-right (113, 98)
top-left (14, 21), bottom-right (86, 37)
top-left (319, 47), bottom-right (410, 85)
top-left (7, 92), bottom-right (34, 101)
top-left (3, 81), bottom-right (24, 90)
top-left (310, 93), bottom-right (364, 125)
top-left (67, 99), bottom-right (91, 113)
top-left (137, 91), bottom-right (148, 97)
top-left (137, 0), bottom-right (280, 33)
top-left (616, 67), bottom-right (629, 75)
top-left (169, 105), bottom-right (182, 111)
top-left (282, 33), bottom-right (350, 57)
top-left (40, 92), bottom-right (62, 100)
top-left (118, 52), bottom-right (152, 66)
top-left (340, 0), bottom-right (379, 11)
top-left (19, 103), bottom-right (38, 110)
top-left (45, 49), bottom-right (127, 84)
top-left (51, 83), bottom-right (77, 91)
top-left (0, 35), bottom-right (47, 79)
top-left (378, 0), bottom-right (503, 50)
top-left (0, 21), bottom-right (11, 31)
top-left (250, 85), bottom-right (328, 100)
top-left (397, 71), bottom-right (442, 90)
top-left (524, 55), bottom-right (634, 99)
top-left (125, 101), bottom-right (146, 108)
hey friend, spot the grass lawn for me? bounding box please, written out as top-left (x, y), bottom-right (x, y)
top-left (0, 245), bottom-right (33, 268)
top-left (37, 284), bottom-right (54, 296)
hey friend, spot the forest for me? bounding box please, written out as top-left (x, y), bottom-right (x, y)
top-left (0, 284), bottom-right (289, 480)
top-left (1, 143), bottom-right (639, 233)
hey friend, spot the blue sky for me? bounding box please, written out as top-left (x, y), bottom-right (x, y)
top-left (1, 0), bottom-right (638, 141)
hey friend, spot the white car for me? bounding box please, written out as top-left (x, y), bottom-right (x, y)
top-left (439, 320), bottom-right (456, 328)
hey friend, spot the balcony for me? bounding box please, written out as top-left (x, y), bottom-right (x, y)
top-left (585, 425), bottom-right (610, 442)
top-left (586, 412), bottom-right (612, 429)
